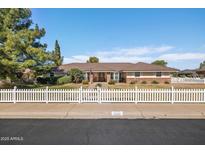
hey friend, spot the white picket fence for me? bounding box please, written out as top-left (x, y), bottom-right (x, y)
top-left (0, 86), bottom-right (205, 104)
top-left (171, 77), bottom-right (205, 84)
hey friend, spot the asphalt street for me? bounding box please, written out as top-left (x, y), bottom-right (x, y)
top-left (0, 119), bottom-right (205, 145)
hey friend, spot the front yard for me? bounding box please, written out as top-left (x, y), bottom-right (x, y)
top-left (1, 81), bottom-right (205, 89)
top-left (107, 83), bottom-right (205, 89)
top-left (29, 82), bottom-right (205, 89)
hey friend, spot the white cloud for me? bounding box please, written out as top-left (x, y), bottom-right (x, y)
top-left (63, 56), bottom-right (89, 63)
top-left (63, 45), bottom-right (174, 64)
top-left (96, 56), bottom-right (152, 63)
top-left (95, 45), bottom-right (174, 57)
top-left (63, 55), bottom-right (153, 63)
top-left (158, 53), bottom-right (205, 61)
top-left (63, 46), bottom-right (205, 69)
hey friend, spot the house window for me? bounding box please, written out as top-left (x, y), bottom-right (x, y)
top-left (114, 72), bottom-right (119, 81)
top-left (156, 72), bottom-right (162, 77)
top-left (127, 72), bottom-right (135, 76)
top-left (111, 72), bottom-right (119, 81)
top-left (135, 72), bottom-right (140, 77)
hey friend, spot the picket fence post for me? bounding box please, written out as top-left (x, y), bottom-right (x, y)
top-left (204, 89), bottom-right (205, 103)
top-left (171, 86), bottom-right (174, 104)
top-left (45, 86), bottom-right (48, 104)
top-left (79, 86), bottom-right (82, 103)
top-left (13, 86), bottom-right (17, 104)
top-left (97, 86), bottom-right (101, 104)
top-left (135, 86), bottom-right (138, 104)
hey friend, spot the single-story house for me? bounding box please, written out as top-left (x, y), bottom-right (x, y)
top-left (59, 62), bottom-right (178, 84)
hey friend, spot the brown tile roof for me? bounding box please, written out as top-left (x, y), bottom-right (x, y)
top-left (59, 62), bottom-right (178, 72)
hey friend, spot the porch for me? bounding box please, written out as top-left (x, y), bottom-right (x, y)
top-left (85, 72), bottom-right (126, 83)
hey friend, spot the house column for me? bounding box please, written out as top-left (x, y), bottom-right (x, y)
top-left (107, 72), bottom-right (111, 83)
top-left (89, 72), bottom-right (93, 84)
top-left (84, 72), bottom-right (88, 80)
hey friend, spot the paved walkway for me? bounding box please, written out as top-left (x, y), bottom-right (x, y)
top-left (0, 103), bottom-right (205, 119)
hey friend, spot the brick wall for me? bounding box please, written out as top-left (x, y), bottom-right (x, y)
top-left (126, 77), bottom-right (171, 84)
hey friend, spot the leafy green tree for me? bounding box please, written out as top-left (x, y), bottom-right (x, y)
top-left (151, 60), bottom-right (168, 66)
top-left (0, 8), bottom-right (53, 81)
top-left (86, 56), bottom-right (99, 63)
top-left (199, 61), bottom-right (205, 69)
top-left (68, 68), bottom-right (84, 83)
top-left (57, 75), bottom-right (72, 85)
top-left (52, 40), bottom-right (63, 66)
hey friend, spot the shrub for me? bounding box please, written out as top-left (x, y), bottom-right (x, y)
top-left (95, 83), bottom-right (102, 87)
top-left (141, 81), bottom-right (147, 84)
top-left (37, 76), bottom-right (59, 84)
top-left (172, 72), bottom-right (178, 77)
top-left (68, 68), bottom-right (84, 83)
top-left (186, 74), bottom-right (192, 78)
top-left (151, 80), bottom-right (159, 84)
top-left (37, 77), bottom-right (48, 84)
top-left (57, 76), bottom-right (72, 85)
top-left (108, 80), bottom-right (116, 85)
top-left (130, 81), bottom-right (136, 84)
top-left (82, 80), bottom-right (89, 85)
top-left (179, 74), bottom-right (186, 78)
top-left (48, 76), bottom-right (59, 84)
top-left (164, 81), bottom-right (170, 84)
top-left (0, 80), bottom-right (12, 88)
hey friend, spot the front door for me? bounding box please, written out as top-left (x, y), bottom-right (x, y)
top-left (98, 72), bottom-right (105, 82)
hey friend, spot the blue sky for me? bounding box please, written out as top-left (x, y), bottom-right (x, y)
top-left (32, 9), bottom-right (205, 70)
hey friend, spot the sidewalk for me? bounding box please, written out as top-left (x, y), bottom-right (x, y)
top-left (0, 103), bottom-right (205, 119)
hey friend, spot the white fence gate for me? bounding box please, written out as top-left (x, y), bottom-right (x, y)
top-left (171, 77), bottom-right (205, 84)
top-left (0, 86), bottom-right (205, 104)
